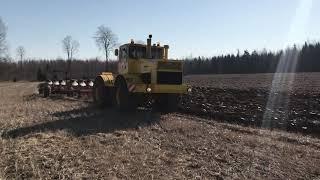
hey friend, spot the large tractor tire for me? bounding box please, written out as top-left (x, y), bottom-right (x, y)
top-left (156, 94), bottom-right (180, 112)
top-left (115, 78), bottom-right (137, 111)
top-left (93, 77), bottom-right (112, 107)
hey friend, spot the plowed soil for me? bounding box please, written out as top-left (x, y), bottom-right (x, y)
top-left (182, 73), bottom-right (320, 136)
top-left (0, 75), bottom-right (320, 179)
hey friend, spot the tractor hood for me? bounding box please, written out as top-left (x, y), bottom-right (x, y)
top-left (157, 60), bottom-right (182, 72)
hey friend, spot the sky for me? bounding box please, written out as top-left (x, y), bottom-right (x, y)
top-left (0, 0), bottom-right (319, 60)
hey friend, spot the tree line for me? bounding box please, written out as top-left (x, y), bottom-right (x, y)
top-left (0, 41), bottom-right (320, 81)
top-left (0, 41), bottom-right (319, 81)
top-left (183, 42), bottom-right (320, 74)
top-left (0, 58), bottom-right (118, 81)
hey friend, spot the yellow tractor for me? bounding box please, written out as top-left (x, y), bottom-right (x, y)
top-left (93, 34), bottom-right (191, 111)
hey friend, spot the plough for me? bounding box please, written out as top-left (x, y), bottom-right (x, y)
top-left (38, 79), bottom-right (94, 98)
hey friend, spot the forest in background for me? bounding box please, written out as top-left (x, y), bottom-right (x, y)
top-left (0, 42), bottom-right (319, 81)
top-left (183, 42), bottom-right (320, 74)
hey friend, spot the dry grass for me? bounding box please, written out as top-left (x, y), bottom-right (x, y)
top-left (0, 82), bottom-right (319, 179)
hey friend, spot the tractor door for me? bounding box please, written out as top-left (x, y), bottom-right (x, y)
top-left (118, 45), bottom-right (129, 74)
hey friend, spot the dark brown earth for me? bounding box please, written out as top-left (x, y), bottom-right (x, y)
top-left (182, 73), bottom-right (320, 137)
top-left (184, 73), bottom-right (320, 92)
top-left (0, 73), bottom-right (320, 179)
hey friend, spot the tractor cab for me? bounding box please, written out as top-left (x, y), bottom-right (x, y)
top-left (127, 44), bottom-right (164, 60)
top-left (115, 35), bottom-right (169, 61)
top-left (117, 44), bottom-right (150, 60)
top-left (115, 35), bottom-right (173, 75)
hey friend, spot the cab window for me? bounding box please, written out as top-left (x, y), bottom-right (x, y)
top-left (151, 47), bottom-right (164, 59)
top-left (129, 46), bottom-right (146, 59)
top-left (119, 46), bottom-right (128, 60)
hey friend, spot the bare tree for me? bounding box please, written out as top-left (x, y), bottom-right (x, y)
top-left (62, 35), bottom-right (79, 78)
top-left (16, 46), bottom-right (25, 70)
top-left (0, 17), bottom-right (7, 58)
top-left (94, 25), bottom-right (118, 71)
top-left (62, 35), bottom-right (79, 60)
top-left (0, 18), bottom-right (9, 79)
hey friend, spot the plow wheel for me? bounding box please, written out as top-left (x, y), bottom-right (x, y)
top-left (43, 86), bottom-right (51, 98)
top-left (93, 78), bottom-right (112, 107)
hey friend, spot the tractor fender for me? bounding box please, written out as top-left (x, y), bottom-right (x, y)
top-left (97, 72), bottom-right (115, 87)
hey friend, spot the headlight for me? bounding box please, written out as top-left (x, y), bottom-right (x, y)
top-left (146, 87), bottom-right (152, 92)
top-left (187, 88), bottom-right (192, 92)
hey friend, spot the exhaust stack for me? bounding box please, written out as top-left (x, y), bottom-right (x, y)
top-left (164, 45), bottom-right (169, 60)
top-left (146, 34), bottom-right (152, 58)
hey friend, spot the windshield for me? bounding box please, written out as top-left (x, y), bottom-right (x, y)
top-left (129, 46), bottom-right (146, 59)
top-left (129, 46), bottom-right (163, 59)
top-left (151, 47), bottom-right (163, 59)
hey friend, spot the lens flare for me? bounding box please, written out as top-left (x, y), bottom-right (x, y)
top-left (262, 0), bottom-right (313, 129)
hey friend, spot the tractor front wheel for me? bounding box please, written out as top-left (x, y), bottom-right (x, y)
top-left (115, 80), bottom-right (136, 111)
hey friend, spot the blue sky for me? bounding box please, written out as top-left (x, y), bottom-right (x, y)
top-left (0, 0), bottom-right (319, 60)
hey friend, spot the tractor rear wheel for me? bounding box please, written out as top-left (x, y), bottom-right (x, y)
top-left (93, 78), bottom-right (112, 107)
top-left (115, 79), bottom-right (136, 111)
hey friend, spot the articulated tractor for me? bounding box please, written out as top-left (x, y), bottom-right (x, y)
top-left (93, 35), bottom-right (191, 111)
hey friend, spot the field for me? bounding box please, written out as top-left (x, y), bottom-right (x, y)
top-left (183, 73), bottom-right (320, 136)
top-left (184, 73), bottom-right (320, 92)
top-left (0, 73), bottom-right (320, 179)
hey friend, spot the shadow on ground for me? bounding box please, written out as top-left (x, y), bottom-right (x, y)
top-left (47, 94), bottom-right (92, 102)
top-left (23, 94), bottom-right (86, 102)
top-left (2, 104), bottom-right (161, 138)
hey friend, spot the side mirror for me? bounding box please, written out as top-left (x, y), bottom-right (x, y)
top-left (115, 49), bottom-right (119, 56)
